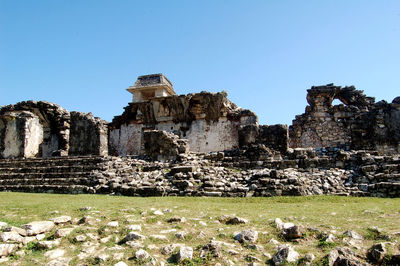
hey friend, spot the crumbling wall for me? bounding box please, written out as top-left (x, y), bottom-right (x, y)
top-left (109, 92), bottom-right (257, 155)
top-left (69, 112), bottom-right (108, 156)
top-left (238, 124), bottom-right (289, 154)
top-left (143, 130), bottom-right (188, 161)
top-left (289, 84), bottom-right (400, 153)
top-left (0, 101), bottom-right (70, 158)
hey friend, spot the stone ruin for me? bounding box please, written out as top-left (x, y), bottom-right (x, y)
top-left (290, 83), bottom-right (400, 153)
top-left (0, 74), bottom-right (399, 197)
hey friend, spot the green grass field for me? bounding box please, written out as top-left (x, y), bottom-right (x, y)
top-left (0, 192), bottom-right (399, 265)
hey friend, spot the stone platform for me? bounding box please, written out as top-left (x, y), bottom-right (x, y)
top-left (0, 148), bottom-right (399, 198)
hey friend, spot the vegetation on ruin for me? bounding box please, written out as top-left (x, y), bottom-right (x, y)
top-left (1, 192), bottom-right (400, 265)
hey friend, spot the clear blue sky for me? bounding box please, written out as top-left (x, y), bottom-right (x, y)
top-left (1, 1), bottom-right (399, 125)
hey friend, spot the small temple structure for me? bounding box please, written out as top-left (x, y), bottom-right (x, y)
top-left (126, 74), bottom-right (176, 103)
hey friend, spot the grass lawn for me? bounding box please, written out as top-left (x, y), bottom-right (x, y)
top-left (0, 192), bottom-right (399, 265)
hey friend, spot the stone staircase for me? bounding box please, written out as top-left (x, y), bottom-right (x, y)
top-left (0, 156), bottom-right (108, 194)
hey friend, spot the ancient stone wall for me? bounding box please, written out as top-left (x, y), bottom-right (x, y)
top-left (289, 84), bottom-right (400, 153)
top-left (0, 101), bottom-right (110, 158)
top-left (69, 112), bottom-right (108, 156)
top-left (109, 92), bottom-right (257, 156)
top-left (0, 101), bottom-right (70, 158)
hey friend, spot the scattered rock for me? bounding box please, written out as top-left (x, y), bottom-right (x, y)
top-left (22, 221), bottom-right (55, 236)
top-left (44, 248), bottom-right (66, 260)
top-left (55, 228), bottom-right (74, 238)
top-left (38, 239), bottom-right (61, 249)
top-left (135, 249), bottom-right (150, 261)
top-left (74, 235), bottom-right (87, 242)
top-left (367, 243), bottom-right (387, 263)
top-left (167, 217), bottom-right (186, 223)
top-left (120, 232), bottom-right (146, 243)
top-left (175, 231), bottom-right (187, 240)
top-left (79, 207), bottom-right (92, 211)
top-left (153, 210), bottom-right (164, 216)
top-left (325, 234), bottom-right (338, 243)
top-left (107, 221), bottom-right (119, 227)
top-left (0, 231), bottom-right (24, 243)
top-left (234, 229), bottom-right (258, 243)
top-left (328, 247), bottom-right (364, 266)
top-left (283, 225), bottom-right (306, 240)
top-left (275, 218), bottom-right (294, 230)
top-left (0, 221), bottom-right (7, 230)
top-left (343, 230), bottom-right (363, 240)
top-left (45, 257), bottom-right (71, 266)
top-left (0, 244), bottom-right (17, 257)
top-left (219, 215), bottom-right (248, 224)
top-left (200, 240), bottom-right (222, 258)
top-left (5, 226), bottom-right (27, 236)
top-left (114, 262), bottom-right (128, 266)
top-left (178, 246), bottom-right (193, 262)
top-left (272, 244), bottom-right (299, 265)
top-left (126, 224), bottom-right (142, 231)
top-left (50, 216), bottom-right (72, 225)
top-left (161, 244), bottom-right (180, 255)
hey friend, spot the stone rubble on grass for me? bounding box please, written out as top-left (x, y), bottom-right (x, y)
top-left (55, 228), bottom-right (74, 238)
top-left (114, 262), bottom-right (128, 266)
top-left (120, 231), bottom-right (146, 243)
top-left (175, 231), bottom-right (187, 240)
top-left (0, 244), bottom-right (17, 257)
top-left (22, 221), bottom-right (55, 236)
top-left (5, 226), bottom-right (27, 236)
top-left (0, 222), bottom-right (7, 230)
top-left (38, 239), bottom-right (61, 249)
top-left (107, 221), bottom-right (119, 227)
top-left (45, 257), bottom-right (71, 266)
top-left (275, 218), bottom-right (294, 230)
top-left (74, 235), bottom-right (87, 242)
top-left (367, 242), bottom-right (387, 264)
top-left (272, 244), bottom-right (300, 265)
top-left (282, 224), bottom-right (306, 240)
top-left (234, 229), bottom-right (258, 243)
top-left (200, 240), bottom-right (222, 258)
top-left (178, 246), bottom-right (193, 262)
top-left (167, 216), bottom-right (186, 223)
top-left (44, 248), bottom-right (66, 260)
top-left (126, 224), bottom-right (142, 231)
top-left (50, 216), bottom-right (72, 225)
top-left (218, 215), bottom-right (249, 224)
top-left (0, 231), bottom-right (24, 243)
top-left (328, 247), bottom-right (365, 266)
top-left (135, 249), bottom-right (150, 260)
top-left (153, 210), bottom-right (164, 216)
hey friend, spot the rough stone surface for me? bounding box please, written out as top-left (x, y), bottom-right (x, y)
top-left (290, 84), bottom-right (400, 153)
top-left (272, 244), bottom-right (299, 265)
top-left (178, 246), bottom-right (193, 262)
top-left (69, 112), bottom-right (108, 156)
top-left (143, 130), bottom-right (189, 161)
top-left (234, 229), bottom-right (258, 243)
top-left (0, 244), bottom-right (17, 257)
top-left (367, 243), bottom-right (387, 263)
top-left (22, 221), bottom-right (55, 236)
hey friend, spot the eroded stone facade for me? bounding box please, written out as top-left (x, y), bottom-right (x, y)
top-left (109, 91), bottom-right (257, 156)
top-left (0, 101), bottom-right (108, 159)
top-left (289, 84), bottom-right (400, 153)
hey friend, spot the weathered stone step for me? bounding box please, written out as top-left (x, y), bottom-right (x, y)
top-left (0, 165), bottom-right (106, 174)
top-left (0, 177), bottom-right (96, 186)
top-left (0, 156), bottom-right (107, 168)
top-left (0, 172), bottom-right (92, 180)
top-left (0, 184), bottom-right (90, 194)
